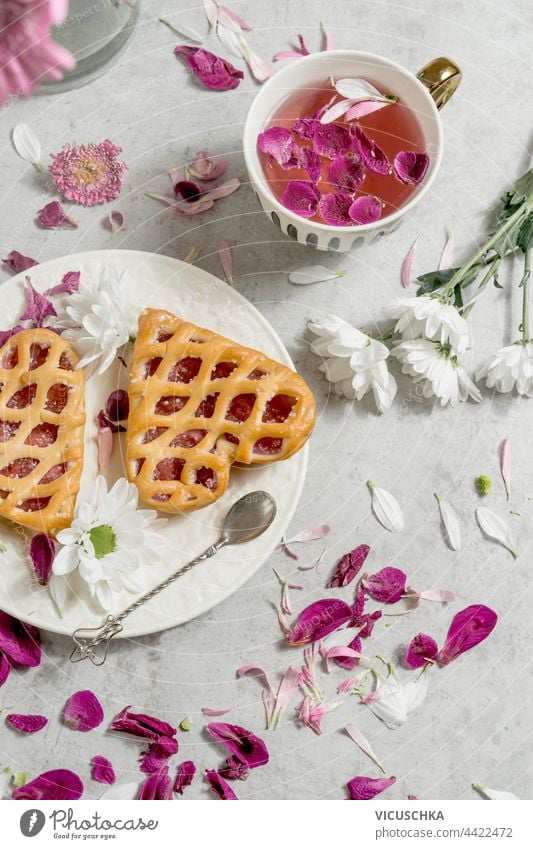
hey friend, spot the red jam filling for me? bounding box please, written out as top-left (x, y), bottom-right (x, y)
top-left (1, 348), bottom-right (18, 369)
top-left (225, 393), bottom-right (256, 423)
top-left (7, 384), bottom-right (37, 409)
top-left (263, 394), bottom-right (296, 423)
top-left (45, 383), bottom-right (69, 414)
top-left (153, 457), bottom-right (185, 481)
top-left (29, 344), bottom-right (50, 371)
top-left (142, 427), bottom-right (168, 443)
top-left (25, 422), bottom-right (58, 447)
top-left (168, 357), bottom-right (202, 383)
top-left (211, 362), bottom-right (237, 380)
top-left (194, 393), bottom-right (218, 418)
top-left (145, 357), bottom-right (162, 378)
top-left (0, 420), bottom-right (21, 442)
top-left (17, 496), bottom-right (51, 512)
top-left (195, 466), bottom-right (217, 490)
top-left (170, 429), bottom-right (207, 448)
top-left (155, 396), bottom-right (188, 416)
top-left (253, 437), bottom-right (283, 455)
top-left (39, 462), bottom-right (67, 484)
top-left (0, 457), bottom-right (39, 478)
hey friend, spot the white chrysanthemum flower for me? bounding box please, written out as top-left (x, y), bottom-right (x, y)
top-left (383, 294), bottom-right (470, 353)
top-left (52, 476), bottom-right (166, 610)
top-left (58, 268), bottom-right (138, 375)
top-left (392, 339), bottom-right (481, 407)
top-left (476, 341), bottom-right (533, 396)
top-left (308, 315), bottom-right (397, 413)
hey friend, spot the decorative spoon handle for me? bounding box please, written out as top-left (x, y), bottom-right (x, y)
top-left (70, 540), bottom-right (224, 666)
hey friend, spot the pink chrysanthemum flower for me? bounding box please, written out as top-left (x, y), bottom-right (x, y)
top-left (50, 140), bottom-right (128, 206)
top-left (0, 1), bottom-right (74, 105)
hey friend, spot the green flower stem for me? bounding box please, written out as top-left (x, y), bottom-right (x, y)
top-left (461, 257), bottom-right (501, 317)
top-left (522, 249), bottom-right (531, 342)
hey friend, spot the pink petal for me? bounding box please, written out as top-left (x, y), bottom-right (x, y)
top-left (313, 124), bottom-right (351, 159)
top-left (105, 210), bottom-right (125, 234)
top-left (110, 706), bottom-right (177, 742)
top-left (349, 194), bottom-right (383, 225)
top-left (347, 775), bottom-right (395, 800)
top-left (139, 738), bottom-right (179, 774)
top-left (273, 50), bottom-right (303, 60)
top-left (218, 5), bottom-right (253, 31)
top-left (321, 22), bottom-right (335, 50)
top-left (0, 611), bottom-right (41, 667)
top-left (362, 567), bottom-right (407, 603)
top-left (437, 605), bottom-right (498, 665)
top-left (401, 237), bottom-right (418, 288)
top-left (64, 690), bottom-right (104, 732)
top-left (417, 589), bottom-right (456, 603)
top-left (324, 645), bottom-right (360, 672)
top-left (29, 534), bottom-right (55, 586)
top-left (174, 760), bottom-right (196, 795)
top-left (174, 46), bottom-right (244, 91)
top-left (393, 151), bottom-right (430, 185)
top-left (6, 713), bottom-right (48, 733)
top-left (45, 270), bottom-right (81, 296)
top-left (352, 126), bottom-right (390, 175)
top-left (13, 769), bottom-right (83, 800)
top-left (333, 634), bottom-right (362, 670)
top-left (205, 769), bottom-right (238, 799)
top-left (319, 191), bottom-right (354, 226)
top-left (188, 150), bottom-right (228, 182)
top-left (345, 100), bottom-right (393, 121)
top-left (257, 126), bottom-right (298, 167)
top-left (337, 676), bottom-right (359, 693)
top-left (138, 767), bottom-right (173, 800)
top-left (91, 755), bottom-right (116, 785)
top-left (327, 155), bottom-right (365, 193)
top-left (282, 180), bottom-right (320, 217)
top-left (37, 201), bottom-right (78, 230)
top-left (438, 233), bottom-right (454, 270)
top-left (500, 437), bottom-right (511, 500)
top-left (297, 146), bottom-right (322, 182)
top-left (297, 34), bottom-right (310, 55)
top-left (243, 46), bottom-right (275, 83)
top-left (206, 722), bottom-right (269, 769)
top-left (218, 240), bottom-right (234, 285)
top-left (345, 722), bottom-right (386, 772)
top-left (202, 178), bottom-right (241, 201)
top-left (405, 633), bottom-right (439, 668)
top-left (19, 278), bottom-right (57, 327)
top-left (3, 250), bottom-right (38, 274)
top-left (297, 546), bottom-right (328, 572)
top-left (201, 706), bottom-right (235, 716)
top-left (328, 544), bottom-right (370, 588)
top-left (285, 524), bottom-right (331, 545)
top-left (287, 598), bottom-right (352, 645)
top-left (97, 427), bottom-right (114, 470)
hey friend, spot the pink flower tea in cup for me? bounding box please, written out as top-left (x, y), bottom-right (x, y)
top-left (257, 77), bottom-right (429, 227)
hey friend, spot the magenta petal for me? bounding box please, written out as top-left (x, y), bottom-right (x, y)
top-left (37, 201), bottom-right (78, 230)
top-left (328, 544), bottom-right (370, 588)
top-left (437, 605), bottom-right (498, 665)
top-left (349, 195), bottom-right (383, 225)
top-left (6, 713), bottom-right (48, 733)
top-left (0, 611), bottom-right (41, 667)
top-left (281, 180), bottom-right (320, 217)
top-left (393, 150), bottom-right (430, 185)
top-left (287, 598), bottom-right (352, 645)
top-left (3, 251), bottom-right (38, 274)
top-left (257, 127), bottom-right (298, 167)
top-left (351, 126), bottom-right (390, 175)
top-left (297, 146), bottom-right (322, 182)
top-left (313, 123), bottom-right (351, 159)
top-left (139, 737), bottom-right (179, 774)
top-left (174, 179), bottom-right (204, 202)
top-left (205, 769), bottom-right (238, 800)
top-left (106, 389), bottom-right (129, 422)
top-left (19, 279), bottom-right (57, 327)
top-left (110, 706), bottom-right (177, 742)
top-left (0, 653), bottom-right (10, 687)
top-left (219, 755), bottom-right (249, 780)
top-left (13, 769), bottom-right (83, 801)
top-left (174, 760), bottom-right (196, 795)
top-left (206, 722), bottom-right (269, 769)
top-left (359, 609), bottom-right (382, 638)
top-left (63, 690), bottom-right (104, 732)
top-left (29, 534), bottom-right (55, 586)
top-left (327, 155), bottom-right (365, 193)
top-left (138, 767), bottom-right (173, 800)
top-left (0, 326), bottom-right (26, 347)
top-left (334, 634), bottom-right (362, 670)
top-left (405, 633), bottom-right (439, 669)
top-left (319, 191), bottom-right (354, 226)
top-left (291, 117), bottom-right (320, 139)
top-left (347, 775), bottom-right (396, 800)
top-left (91, 755), bottom-right (116, 785)
top-left (174, 45), bottom-right (244, 91)
top-left (44, 271), bottom-right (81, 296)
top-left (362, 567), bottom-right (407, 603)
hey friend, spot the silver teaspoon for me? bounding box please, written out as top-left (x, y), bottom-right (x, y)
top-left (70, 490), bottom-right (277, 666)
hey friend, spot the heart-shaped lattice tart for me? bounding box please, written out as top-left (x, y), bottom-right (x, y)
top-left (0, 328), bottom-right (85, 536)
top-left (126, 309), bottom-right (316, 512)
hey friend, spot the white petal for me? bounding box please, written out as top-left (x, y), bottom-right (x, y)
top-left (436, 495), bottom-right (462, 550)
top-left (12, 123), bottom-right (42, 168)
top-left (100, 782), bottom-right (140, 801)
top-left (48, 574), bottom-right (72, 617)
top-left (52, 545), bottom-right (80, 575)
top-left (476, 507), bottom-right (517, 557)
top-left (335, 77), bottom-right (388, 101)
top-left (216, 23), bottom-right (242, 57)
top-left (368, 481), bottom-right (404, 533)
top-left (473, 784), bottom-right (519, 800)
top-left (289, 265), bottom-right (345, 285)
top-left (320, 98), bottom-right (356, 124)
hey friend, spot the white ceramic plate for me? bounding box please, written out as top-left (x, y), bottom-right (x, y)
top-left (0, 250), bottom-right (308, 638)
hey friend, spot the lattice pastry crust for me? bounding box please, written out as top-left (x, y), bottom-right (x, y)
top-left (126, 309), bottom-right (316, 512)
top-left (0, 329), bottom-right (85, 536)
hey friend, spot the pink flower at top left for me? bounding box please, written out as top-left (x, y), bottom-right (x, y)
top-left (0, 0), bottom-right (75, 105)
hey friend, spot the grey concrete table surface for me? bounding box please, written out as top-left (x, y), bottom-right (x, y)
top-left (0, 0), bottom-right (532, 801)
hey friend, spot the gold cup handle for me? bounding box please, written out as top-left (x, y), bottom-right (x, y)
top-left (416, 57), bottom-right (462, 109)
